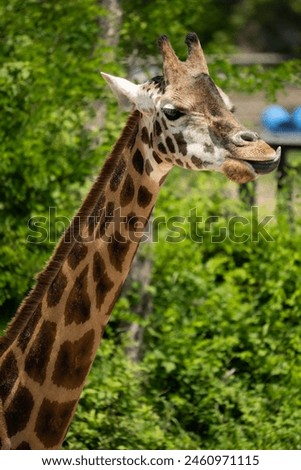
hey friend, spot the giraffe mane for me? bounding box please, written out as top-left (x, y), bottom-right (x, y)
top-left (0, 110), bottom-right (140, 357)
top-left (150, 75), bottom-right (166, 93)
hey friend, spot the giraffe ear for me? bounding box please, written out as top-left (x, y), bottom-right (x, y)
top-left (101, 72), bottom-right (154, 114)
top-left (216, 85), bottom-right (234, 112)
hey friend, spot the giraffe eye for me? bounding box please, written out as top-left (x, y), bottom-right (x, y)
top-left (162, 107), bottom-right (185, 121)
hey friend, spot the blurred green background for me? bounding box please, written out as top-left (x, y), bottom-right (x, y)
top-left (1, 0), bottom-right (301, 449)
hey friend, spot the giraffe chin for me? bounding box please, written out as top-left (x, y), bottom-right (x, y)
top-left (221, 158), bottom-right (257, 184)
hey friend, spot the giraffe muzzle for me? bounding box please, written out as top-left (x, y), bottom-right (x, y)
top-left (246, 146), bottom-right (281, 175)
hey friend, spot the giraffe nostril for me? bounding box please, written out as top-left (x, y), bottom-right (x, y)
top-left (231, 131), bottom-right (259, 146)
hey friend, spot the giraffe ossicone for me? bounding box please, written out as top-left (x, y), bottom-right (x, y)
top-left (0, 33), bottom-right (279, 450)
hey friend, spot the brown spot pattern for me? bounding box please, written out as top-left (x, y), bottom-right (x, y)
top-left (161, 117), bottom-right (168, 129)
top-left (208, 122), bottom-right (233, 145)
top-left (155, 120), bottom-right (162, 136)
top-left (98, 201), bottom-right (115, 239)
top-left (132, 149), bottom-right (144, 175)
top-left (47, 270), bottom-right (68, 308)
top-left (204, 142), bottom-right (214, 154)
top-left (67, 243), bottom-right (88, 270)
top-left (174, 132), bottom-right (187, 155)
top-left (24, 320), bottom-right (57, 385)
top-left (159, 174), bottom-right (168, 186)
top-left (104, 283), bottom-right (124, 316)
top-left (120, 174), bottom-right (135, 207)
top-left (191, 156), bottom-right (203, 168)
top-left (141, 126), bottom-right (150, 146)
top-left (52, 329), bottom-right (95, 389)
top-left (5, 385), bottom-right (34, 437)
top-left (65, 265), bottom-right (91, 325)
top-left (166, 136), bottom-right (175, 153)
top-left (35, 398), bottom-right (76, 448)
top-left (16, 441), bottom-right (32, 449)
top-left (152, 151), bottom-right (162, 164)
top-left (145, 159), bottom-right (153, 175)
top-left (176, 159), bottom-right (184, 167)
top-left (110, 157), bottom-right (126, 192)
top-left (158, 142), bottom-right (167, 154)
top-left (0, 351), bottom-right (18, 403)
top-left (93, 252), bottom-right (114, 309)
top-left (106, 201), bottom-right (115, 218)
top-left (17, 304), bottom-right (42, 353)
top-left (87, 216), bottom-right (96, 238)
top-left (108, 232), bottom-right (131, 272)
top-left (88, 194), bottom-right (105, 236)
top-left (207, 125), bottom-right (221, 146)
top-left (137, 185), bottom-right (153, 208)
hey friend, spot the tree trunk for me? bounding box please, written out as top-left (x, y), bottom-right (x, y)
top-left (124, 227), bottom-right (154, 363)
top-left (98, 0), bottom-right (154, 363)
top-left (99, 0), bottom-right (122, 49)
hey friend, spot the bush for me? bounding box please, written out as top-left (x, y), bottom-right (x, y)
top-left (0, 0), bottom-right (120, 321)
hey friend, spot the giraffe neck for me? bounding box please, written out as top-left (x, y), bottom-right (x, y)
top-left (0, 110), bottom-right (171, 450)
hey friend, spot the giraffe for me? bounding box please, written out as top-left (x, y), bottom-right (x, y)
top-left (0, 33), bottom-right (280, 450)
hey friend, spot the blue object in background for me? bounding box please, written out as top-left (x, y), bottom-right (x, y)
top-left (292, 106), bottom-right (301, 132)
top-left (261, 105), bottom-right (292, 132)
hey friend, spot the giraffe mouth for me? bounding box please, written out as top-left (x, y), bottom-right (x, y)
top-left (222, 147), bottom-right (281, 184)
top-left (245, 147), bottom-right (281, 175)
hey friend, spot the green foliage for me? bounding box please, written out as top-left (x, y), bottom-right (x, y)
top-left (231, 0), bottom-right (301, 54)
top-left (209, 58), bottom-right (301, 101)
top-left (143, 171), bottom-right (301, 449)
top-left (120, 0), bottom-right (237, 57)
top-left (0, 0), bottom-right (122, 316)
top-left (120, 0), bottom-right (301, 55)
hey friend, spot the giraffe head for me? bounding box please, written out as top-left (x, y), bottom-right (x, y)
top-left (102, 33), bottom-right (280, 184)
